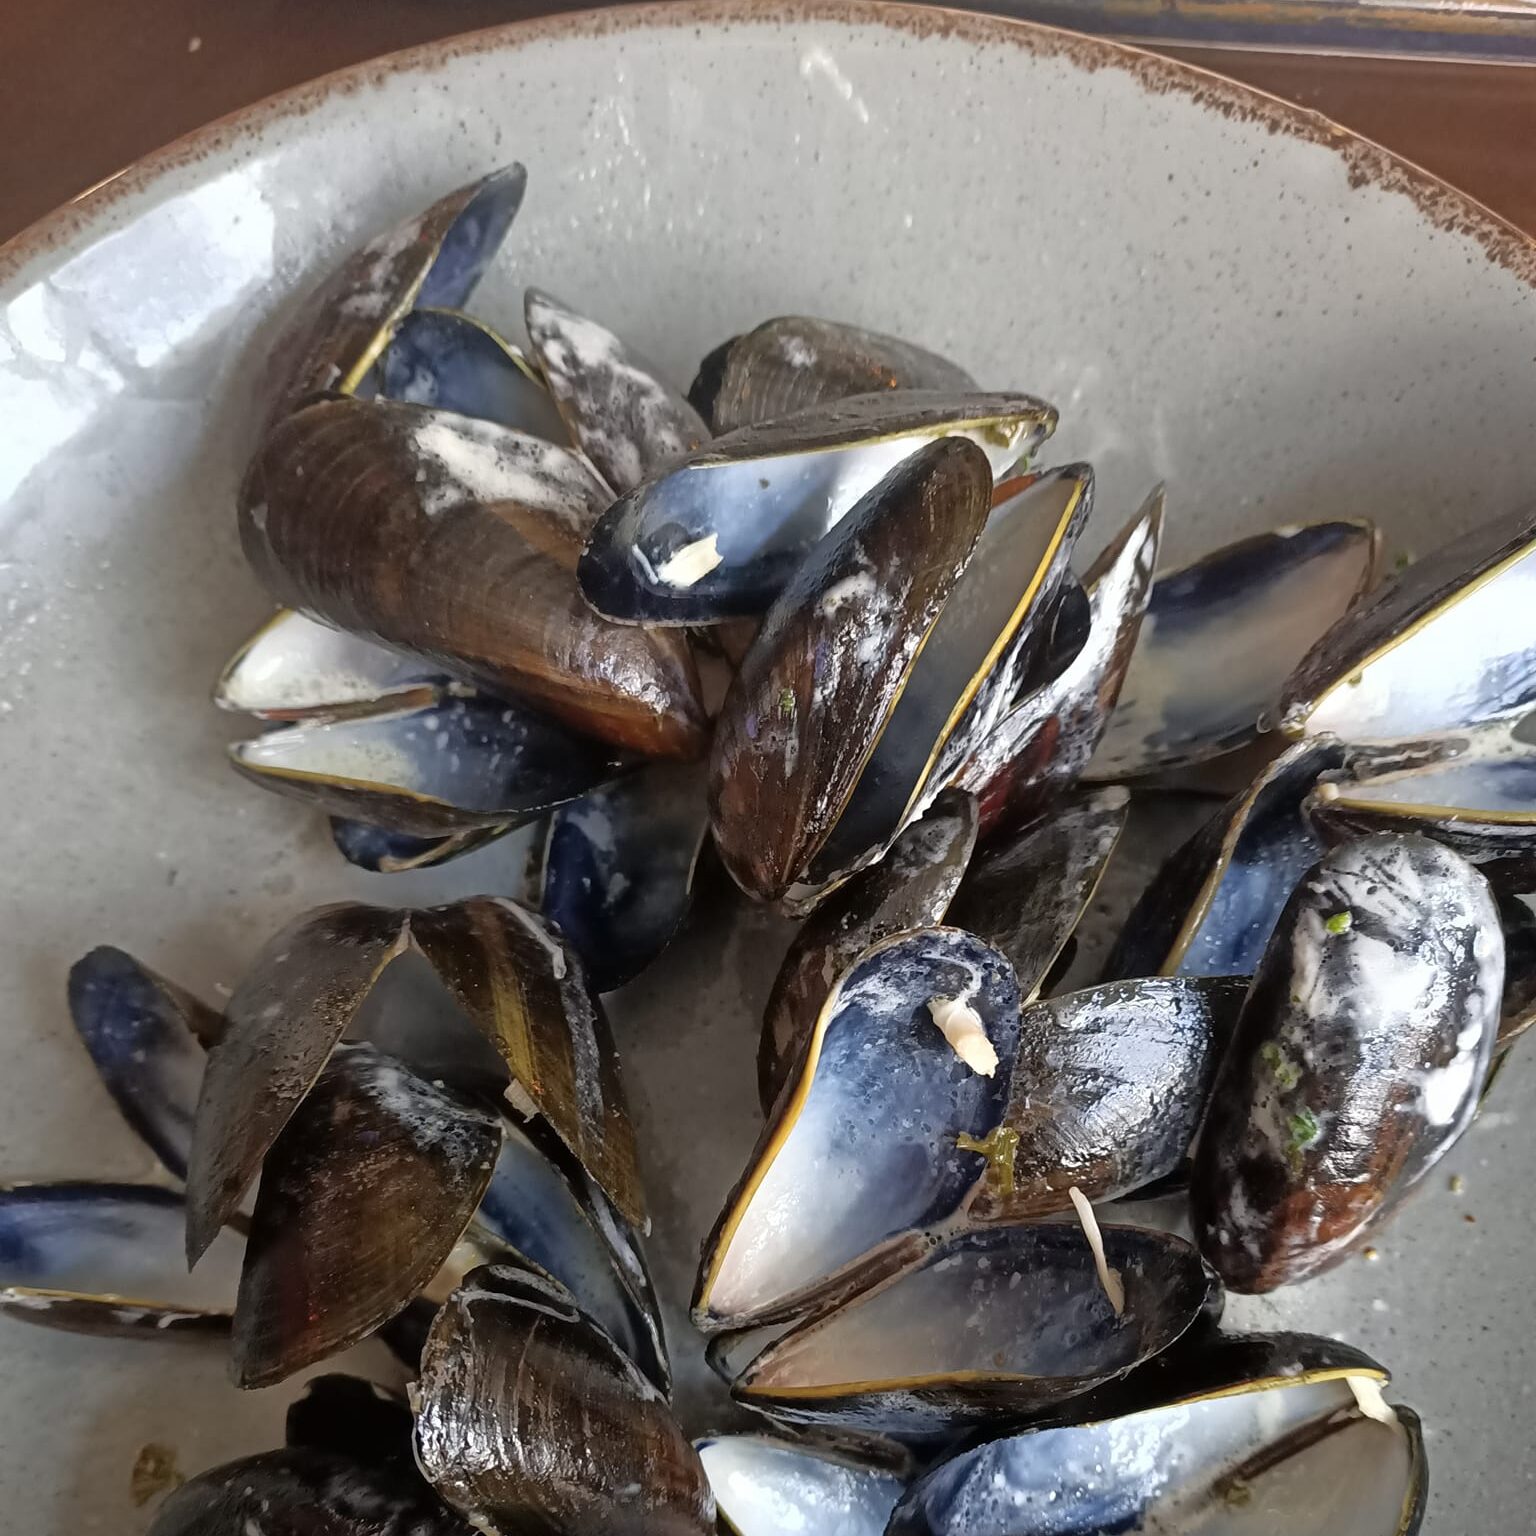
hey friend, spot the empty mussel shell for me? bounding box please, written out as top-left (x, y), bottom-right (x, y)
top-left (240, 397), bottom-right (708, 758)
top-left (330, 817), bottom-right (512, 873)
top-left (1090, 519), bottom-right (1378, 779)
top-left (709, 437), bottom-right (993, 902)
top-left (0, 1183), bottom-right (242, 1336)
top-left (578, 389), bottom-right (1057, 624)
top-left (688, 315), bottom-right (976, 434)
top-left (230, 690), bottom-right (624, 837)
top-left (261, 164), bottom-right (526, 422)
top-left (947, 787), bottom-right (1128, 999)
top-left (231, 1044), bottom-right (500, 1387)
top-left (697, 1433), bottom-right (906, 1536)
top-left (887, 1331), bottom-right (1424, 1536)
top-left (1193, 833), bottom-right (1502, 1291)
top-left (525, 288), bottom-right (708, 495)
top-left (377, 307), bottom-right (571, 443)
top-left (185, 896), bottom-right (645, 1265)
top-left (68, 946), bottom-right (217, 1180)
top-left (215, 609), bottom-right (443, 721)
top-left (1104, 737), bottom-right (1345, 980)
top-left (536, 762), bottom-right (710, 992)
top-left (697, 927), bottom-right (1021, 1331)
top-left (757, 789), bottom-right (978, 1113)
top-left (962, 975), bottom-right (1247, 1223)
top-left (415, 1263), bottom-right (715, 1535)
top-left (147, 1448), bottom-right (472, 1536)
top-left (1282, 500), bottom-right (1536, 744)
top-left (732, 1222), bottom-right (1216, 1441)
top-left (960, 490), bottom-right (1161, 834)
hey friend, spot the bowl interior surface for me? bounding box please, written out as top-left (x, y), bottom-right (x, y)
top-left (1, 4), bottom-right (1533, 1529)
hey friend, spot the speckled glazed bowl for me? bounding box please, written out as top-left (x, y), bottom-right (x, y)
top-left (2, 4), bottom-right (1535, 1529)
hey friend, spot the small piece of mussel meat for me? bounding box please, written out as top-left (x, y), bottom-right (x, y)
top-left (1192, 832), bottom-right (1502, 1291)
top-left (415, 1263), bottom-right (715, 1535)
top-left (688, 315), bottom-right (976, 433)
top-left (886, 1331), bottom-right (1425, 1536)
top-left (696, 1433), bottom-right (906, 1536)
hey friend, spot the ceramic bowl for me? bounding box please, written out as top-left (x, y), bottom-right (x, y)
top-left (2, 4), bottom-right (1534, 1528)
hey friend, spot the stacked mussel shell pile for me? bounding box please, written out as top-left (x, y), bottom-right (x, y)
top-left (13, 161), bottom-right (1534, 1534)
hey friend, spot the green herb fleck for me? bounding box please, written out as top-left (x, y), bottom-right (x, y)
top-left (1288, 1108), bottom-right (1321, 1149)
top-left (1394, 549), bottom-right (1415, 572)
top-left (1325, 910), bottom-right (1353, 935)
top-left (957, 1125), bottom-right (1021, 1198)
top-left (1261, 1042), bottom-right (1300, 1090)
top-left (778, 687), bottom-right (797, 720)
top-left (1346, 671), bottom-right (1365, 687)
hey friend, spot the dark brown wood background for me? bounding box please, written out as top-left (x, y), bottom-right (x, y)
top-left (2, 0), bottom-right (1534, 244)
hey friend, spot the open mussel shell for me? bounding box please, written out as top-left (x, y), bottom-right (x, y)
top-left (1089, 519), bottom-right (1378, 779)
top-left (230, 689), bottom-right (625, 837)
top-left (0, 1183), bottom-right (241, 1336)
top-left (377, 306), bottom-right (571, 443)
top-left (1282, 500), bottom-right (1536, 744)
top-left (330, 817), bottom-right (512, 873)
top-left (888, 1331), bottom-right (1424, 1536)
top-left (696, 927), bottom-right (1021, 1331)
top-left (697, 1433), bottom-right (906, 1536)
top-left (240, 397), bottom-right (708, 758)
top-left (1105, 737), bottom-right (1345, 981)
top-left (962, 975), bottom-right (1246, 1224)
top-left (757, 789), bottom-right (978, 1113)
top-left (147, 1448), bottom-right (472, 1536)
top-left (68, 946), bottom-right (217, 1180)
top-left (1193, 833), bottom-right (1502, 1292)
top-left (709, 438), bottom-right (992, 902)
top-left (215, 609), bottom-right (442, 722)
top-left (578, 389), bottom-right (1057, 624)
top-left (536, 762), bottom-right (709, 992)
top-left (948, 787), bottom-right (1127, 999)
top-left (733, 1222), bottom-right (1216, 1441)
top-left (261, 164), bottom-right (526, 423)
top-left (415, 1263), bottom-right (716, 1535)
top-left (960, 490), bottom-right (1161, 835)
top-left (185, 896), bottom-right (645, 1265)
top-left (476, 1114), bottom-right (669, 1392)
top-left (688, 315), bottom-right (976, 434)
top-left (1309, 725), bottom-right (1536, 861)
top-left (231, 1044), bottom-right (500, 1387)
top-left (808, 464), bottom-right (1092, 896)
top-left (525, 288), bottom-right (708, 495)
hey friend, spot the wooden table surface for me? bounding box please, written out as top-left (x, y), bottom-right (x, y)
top-left (2, 0), bottom-right (1534, 245)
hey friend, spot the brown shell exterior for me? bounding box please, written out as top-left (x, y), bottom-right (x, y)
top-left (708, 437), bottom-right (992, 900)
top-left (239, 398), bottom-right (708, 759)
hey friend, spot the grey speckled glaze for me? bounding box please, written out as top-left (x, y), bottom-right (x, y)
top-left (2, 4), bottom-right (1535, 1530)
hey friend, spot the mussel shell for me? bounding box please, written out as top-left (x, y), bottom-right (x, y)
top-left (525, 287), bottom-right (708, 495)
top-left (578, 389), bottom-right (1056, 624)
top-left (757, 789), bottom-right (978, 1113)
top-left (1192, 833), bottom-right (1502, 1291)
top-left (733, 1222), bottom-right (1216, 1441)
top-left (147, 1449), bottom-right (472, 1536)
top-left (415, 1263), bottom-right (715, 1535)
top-left (68, 946), bottom-right (216, 1180)
top-left (330, 817), bottom-right (512, 873)
top-left (1104, 737), bottom-right (1345, 981)
top-left (230, 691), bottom-right (624, 837)
top-left (537, 762), bottom-right (709, 992)
top-left (696, 928), bottom-right (1021, 1331)
top-left (378, 307), bottom-right (571, 443)
top-left (947, 788), bottom-right (1127, 999)
top-left (261, 165), bottom-right (526, 423)
top-left (961, 490), bottom-right (1161, 834)
top-left (1282, 500), bottom-right (1536, 743)
top-left (697, 1433), bottom-right (906, 1536)
top-left (214, 609), bottom-right (441, 721)
top-left (888, 1331), bottom-right (1423, 1536)
top-left (1090, 519), bottom-right (1378, 779)
top-left (965, 975), bottom-right (1245, 1223)
top-left (240, 397), bottom-right (707, 758)
top-left (1489, 865), bottom-right (1536, 1052)
top-left (231, 1044), bottom-right (500, 1387)
top-left (709, 437), bottom-right (992, 902)
top-left (0, 1183), bottom-right (241, 1336)
top-left (689, 316), bottom-right (976, 434)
